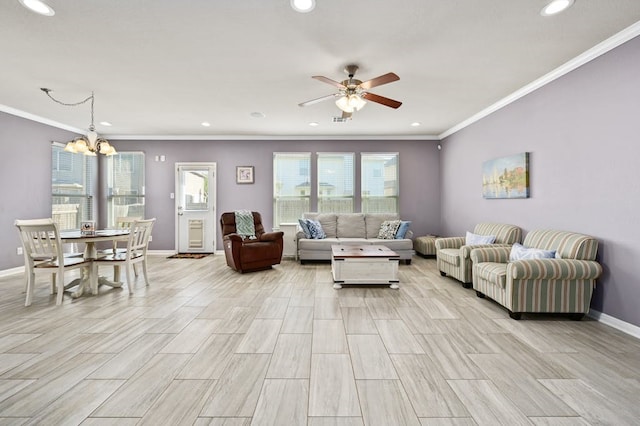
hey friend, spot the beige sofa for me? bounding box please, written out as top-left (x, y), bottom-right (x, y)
top-left (297, 212), bottom-right (415, 264)
top-left (435, 223), bottom-right (522, 287)
top-left (471, 229), bottom-right (602, 320)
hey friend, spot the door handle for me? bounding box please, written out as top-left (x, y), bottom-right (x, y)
top-left (177, 206), bottom-right (184, 216)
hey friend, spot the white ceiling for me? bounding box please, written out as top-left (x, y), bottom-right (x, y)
top-left (2, 0), bottom-right (640, 139)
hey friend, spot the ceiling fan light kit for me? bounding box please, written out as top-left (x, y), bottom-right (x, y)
top-left (299, 64), bottom-right (402, 118)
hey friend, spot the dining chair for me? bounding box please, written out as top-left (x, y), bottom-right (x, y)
top-left (15, 218), bottom-right (89, 306)
top-left (100, 216), bottom-right (142, 278)
top-left (94, 218), bottom-right (155, 294)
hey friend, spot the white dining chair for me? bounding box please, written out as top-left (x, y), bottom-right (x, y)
top-left (100, 216), bottom-right (142, 278)
top-left (15, 218), bottom-right (89, 306)
top-left (94, 218), bottom-right (155, 294)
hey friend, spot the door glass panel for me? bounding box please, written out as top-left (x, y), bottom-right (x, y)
top-left (182, 169), bottom-right (209, 211)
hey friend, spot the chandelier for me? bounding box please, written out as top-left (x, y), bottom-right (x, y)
top-left (41, 88), bottom-right (117, 156)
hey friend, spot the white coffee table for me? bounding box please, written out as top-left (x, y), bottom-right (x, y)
top-left (331, 245), bottom-right (400, 289)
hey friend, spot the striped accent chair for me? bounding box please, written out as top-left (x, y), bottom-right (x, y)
top-left (435, 223), bottom-right (522, 287)
top-left (470, 230), bottom-right (602, 320)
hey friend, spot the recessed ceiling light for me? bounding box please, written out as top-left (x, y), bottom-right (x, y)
top-left (19, 0), bottom-right (55, 16)
top-left (291, 0), bottom-right (315, 13)
top-left (411, 122), bottom-right (421, 127)
top-left (541, 0), bottom-right (575, 16)
top-left (99, 121), bottom-right (112, 126)
top-left (309, 122), bottom-right (319, 127)
top-left (201, 122), bottom-right (211, 127)
top-left (250, 112), bottom-right (266, 118)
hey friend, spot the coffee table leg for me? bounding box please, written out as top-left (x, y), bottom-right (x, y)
top-left (390, 282), bottom-right (400, 290)
top-left (333, 282), bottom-right (343, 289)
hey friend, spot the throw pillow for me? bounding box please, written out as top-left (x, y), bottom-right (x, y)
top-left (307, 219), bottom-right (326, 239)
top-left (298, 218), bottom-right (311, 239)
top-left (395, 221), bottom-right (412, 239)
top-left (509, 243), bottom-right (556, 261)
top-left (465, 231), bottom-right (496, 245)
top-left (378, 220), bottom-right (401, 239)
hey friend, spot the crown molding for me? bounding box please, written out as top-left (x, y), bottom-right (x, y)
top-left (106, 134), bottom-right (440, 141)
top-left (0, 104), bottom-right (84, 134)
top-left (439, 20), bottom-right (640, 140)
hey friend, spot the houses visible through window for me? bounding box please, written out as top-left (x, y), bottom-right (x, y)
top-left (361, 153), bottom-right (399, 213)
top-left (51, 142), bottom-right (96, 230)
top-left (317, 153), bottom-right (354, 213)
top-left (273, 152), bottom-right (311, 226)
top-left (107, 152), bottom-right (145, 227)
top-left (273, 151), bottom-right (399, 223)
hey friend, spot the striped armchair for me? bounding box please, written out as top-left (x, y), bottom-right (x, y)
top-left (470, 230), bottom-right (602, 320)
top-left (435, 223), bottom-right (522, 287)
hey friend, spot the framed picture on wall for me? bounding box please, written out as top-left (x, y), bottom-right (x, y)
top-left (236, 166), bottom-right (254, 184)
top-left (482, 152), bottom-right (530, 199)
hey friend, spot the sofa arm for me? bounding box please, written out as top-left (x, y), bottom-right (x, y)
top-left (223, 233), bottom-right (244, 243)
top-left (435, 236), bottom-right (465, 250)
top-left (296, 231), bottom-right (307, 240)
top-left (508, 259), bottom-right (603, 280)
top-left (260, 231), bottom-right (284, 242)
top-left (405, 230), bottom-right (414, 240)
top-left (461, 243), bottom-right (512, 259)
top-left (470, 246), bottom-right (511, 264)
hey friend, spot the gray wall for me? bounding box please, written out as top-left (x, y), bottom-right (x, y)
top-left (0, 113), bottom-right (77, 269)
top-left (106, 139), bottom-right (441, 251)
top-left (0, 119), bottom-right (441, 269)
top-left (440, 36), bottom-right (640, 326)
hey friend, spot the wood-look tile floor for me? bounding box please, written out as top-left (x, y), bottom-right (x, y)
top-left (1, 255), bottom-right (639, 425)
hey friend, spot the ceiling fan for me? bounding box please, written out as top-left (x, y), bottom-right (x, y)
top-left (298, 65), bottom-right (402, 119)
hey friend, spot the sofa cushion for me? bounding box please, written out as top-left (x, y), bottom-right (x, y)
top-left (303, 213), bottom-right (337, 238)
top-left (509, 243), bottom-right (556, 261)
top-left (395, 221), bottom-right (411, 239)
top-left (466, 231), bottom-right (496, 245)
top-left (307, 219), bottom-right (326, 239)
top-left (438, 248), bottom-right (460, 266)
top-left (475, 262), bottom-right (507, 288)
top-left (365, 213), bottom-right (399, 239)
top-left (378, 220), bottom-right (401, 239)
top-left (298, 237), bottom-right (341, 251)
top-left (368, 238), bottom-right (413, 251)
top-left (337, 213), bottom-right (366, 238)
top-left (298, 219), bottom-right (311, 239)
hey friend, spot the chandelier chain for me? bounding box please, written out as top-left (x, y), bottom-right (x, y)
top-left (40, 88), bottom-right (96, 128)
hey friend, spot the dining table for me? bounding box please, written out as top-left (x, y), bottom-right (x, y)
top-left (60, 229), bottom-right (130, 298)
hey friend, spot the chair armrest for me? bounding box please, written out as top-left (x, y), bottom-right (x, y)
top-left (461, 243), bottom-right (512, 259)
top-left (223, 233), bottom-right (244, 243)
top-left (508, 259), bottom-right (603, 280)
top-left (259, 231), bottom-right (284, 242)
top-left (435, 237), bottom-right (465, 250)
top-left (470, 246), bottom-right (511, 264)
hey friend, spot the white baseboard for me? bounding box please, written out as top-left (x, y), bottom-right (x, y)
top-left (0, 266), bottom-right (24, 278)
top-left (588, 309), bottom-right (640, 339)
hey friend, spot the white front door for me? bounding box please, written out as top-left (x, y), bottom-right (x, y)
top-left (175, 163), bottom-right (216, 253)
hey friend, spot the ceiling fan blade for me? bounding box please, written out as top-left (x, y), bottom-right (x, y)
top-left (312, 76), bottom-right (346, 89)
top-left (359, 72), bottom-right (399, 90)
top-left (298, 93), bottom-right (339, 107)
top-left (361, 92), bottom-right (402, 109)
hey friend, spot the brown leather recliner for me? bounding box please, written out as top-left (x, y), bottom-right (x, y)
top-left (220, 212), bottom-right (284, 273)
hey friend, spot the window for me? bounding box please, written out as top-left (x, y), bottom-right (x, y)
top-left (361, 153), bottom-right (399, 213)
top-left (51, 143), bottom-right (96, 230)
top-left (317, 153), bottom-right (354, 213)
top-left (107, 152), bottom-right (145, 227)
top-left (273, 153), bottom-right (311, 225)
